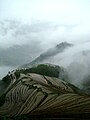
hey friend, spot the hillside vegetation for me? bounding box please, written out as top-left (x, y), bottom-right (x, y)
top-left (0, 64), bottom-right (90, 119)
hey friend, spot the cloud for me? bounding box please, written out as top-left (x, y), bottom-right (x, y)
top-left (0, 0), bottom-right (90, 48)
top-left (0, 20), bottom-right (56, 48)
top-left (0, 0), bottom-right (90, 24)
top-left (42, 41), bottom-right (90, 88)
top-left (0, 19), bottom-right (90, 50)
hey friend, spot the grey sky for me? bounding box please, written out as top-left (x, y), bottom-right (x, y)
top-left (0, 0), bottom-right (90, 23)
top-left (0, 0), bottom-right (90, 48)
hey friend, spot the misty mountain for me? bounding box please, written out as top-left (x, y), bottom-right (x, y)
top-left (0, 20), bottom-right (61, 67)
top-left (20, 42), bottom-right (73, 68)
top-left (19, 42), bottom-right (90, 93)
top-left (0, 44), bottom-right (42, 66)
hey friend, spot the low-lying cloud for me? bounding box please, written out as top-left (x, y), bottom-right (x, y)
top-left (0, 20), bottom-right (90, 85)
top-left (42, 42), bottom-right (90, 89)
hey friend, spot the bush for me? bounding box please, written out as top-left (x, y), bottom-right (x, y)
top-left (15, 64), bottom-right (68, 81)
top-left (29, 64), bottom-right (59, 77)
top-left (2, 75), bottom-right (11, 85)
top-left (16, 64), bottom-right (60, 78)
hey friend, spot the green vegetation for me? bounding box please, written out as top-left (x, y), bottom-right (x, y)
top-left (0, 75), bottom-right (11, 97)
top-left (15, 64), bottom-right (69, 82)
top-left (2, 75), bottom-right (11, 85)
top-left (0, 93), bottom-right (6, 106)
top-left (16, 64), bottom-right (60, 78)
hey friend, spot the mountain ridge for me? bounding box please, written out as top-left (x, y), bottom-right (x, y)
top-left (20, 42), bottom-right (73, 68)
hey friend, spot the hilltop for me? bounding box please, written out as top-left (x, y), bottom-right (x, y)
top-left (0, 64), bottom-right (90, 119)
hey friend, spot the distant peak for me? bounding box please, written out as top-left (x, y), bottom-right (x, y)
top-left (56, 42), bottom-right (73, 48)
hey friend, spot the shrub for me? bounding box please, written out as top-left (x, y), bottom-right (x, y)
top-left (16, 64), bottom-right (60, 78)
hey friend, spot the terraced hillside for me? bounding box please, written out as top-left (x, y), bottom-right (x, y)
top-left (0, 71), bottom-right (90, 119)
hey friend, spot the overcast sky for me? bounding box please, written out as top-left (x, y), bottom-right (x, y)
top-left (0, 0), bottom-right (90, 24)
top-left (0, 0), bottom-right (90, 48)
